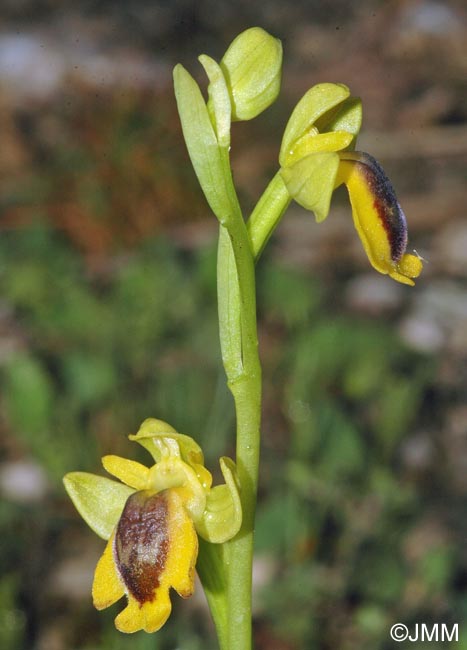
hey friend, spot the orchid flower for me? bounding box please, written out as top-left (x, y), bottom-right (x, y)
top-left (63, 418), bottom-right (241, 633)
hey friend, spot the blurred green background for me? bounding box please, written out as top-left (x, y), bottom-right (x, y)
top-left (0, 1), bottom-right (467, 649)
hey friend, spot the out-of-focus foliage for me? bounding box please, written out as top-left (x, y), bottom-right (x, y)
top-left (0, 224), bottom-right (234, 478)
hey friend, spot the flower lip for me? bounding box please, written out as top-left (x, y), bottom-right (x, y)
top-left (114, 489), bottom-right (169, 605)
top-left (339, 151), bottom-right (408, 263)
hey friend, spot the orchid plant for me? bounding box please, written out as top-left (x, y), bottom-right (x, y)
top-left (64, 27), bottom-right (422, 650)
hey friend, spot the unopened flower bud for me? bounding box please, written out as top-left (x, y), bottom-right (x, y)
top-left (220, 27), bottom-right (282, 121)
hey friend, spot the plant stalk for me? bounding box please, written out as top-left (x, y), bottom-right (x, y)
top-left (217, 169), bottom-right (290, 650)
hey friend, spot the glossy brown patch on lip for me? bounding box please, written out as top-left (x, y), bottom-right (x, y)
top-left (114, 490), bottom-right (169, 605)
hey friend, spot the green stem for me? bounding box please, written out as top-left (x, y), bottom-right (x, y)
top-left (218, 227), bottom-right (261, 650)
top-left (247, 171), bottom-right (291, 261)
top-left (216, 168), bottom-right (291, 650)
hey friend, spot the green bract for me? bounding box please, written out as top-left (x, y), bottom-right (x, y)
top-left (173, 64), bottom-right (233, 222)
top-left (199, 54), bottom-right (232, 147)
top-left (220, 27), bottom-right (282, 121)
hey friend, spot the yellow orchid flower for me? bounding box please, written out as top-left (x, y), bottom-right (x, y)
top-left (279, 83), bottom-right (423, 285)
top-left (63, 418), bottom-right (242, 634)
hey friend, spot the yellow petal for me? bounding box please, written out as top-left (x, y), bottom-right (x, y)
top-left (283, 130), bottom-right (352, 166)
top-left (102, 455), bottom-right (150, 490)
top-left (92, 534), bottom-right (125, 610)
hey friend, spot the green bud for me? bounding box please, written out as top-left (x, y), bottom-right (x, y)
top-left (220, 27), bottom-right (282, 121)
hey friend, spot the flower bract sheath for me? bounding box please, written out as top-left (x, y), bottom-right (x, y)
top-left (63, 418), bottom-right (242, 633)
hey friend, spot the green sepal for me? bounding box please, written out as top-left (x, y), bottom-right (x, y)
top-left (173, 64), bottom-right (235, 224)
top-left (279, 83), bottom-right (350, 167)
top-left (220, 27), bottom-right (282, 121)
top-left (199, 54), bottom-right (231, 148)
top-left (196, 457), bottom-right (242, 543)
top-left (315, 96), bottom-right (363, 149)
top-left (130, 417), bottom-right (204, 466)
top-left (280, 152), bottom-right (340, 222)
top-left (63, 472), bottom-right (134, 540)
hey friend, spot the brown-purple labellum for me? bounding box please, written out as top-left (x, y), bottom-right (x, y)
top-left (341, 151), bottom-right (408, 262)
top-left (114, 490), bottom-right (169, 605)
